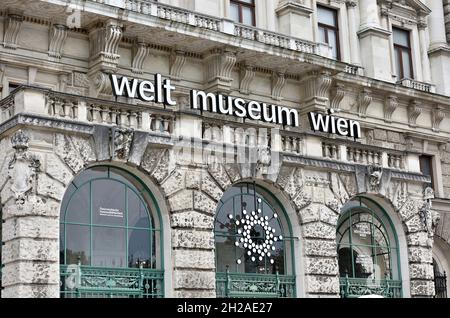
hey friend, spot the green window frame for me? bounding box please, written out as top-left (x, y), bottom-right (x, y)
top-left (59, 166), bottom-right (164, 298)
top-left (214, 183), bottom-right (296, 298)
top-left (337, 197), bottom-right (403, 298)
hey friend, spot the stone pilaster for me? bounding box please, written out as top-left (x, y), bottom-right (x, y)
top-left (1, 130), bottom-right (61, 298)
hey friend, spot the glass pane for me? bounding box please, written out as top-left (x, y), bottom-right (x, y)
top-left (338, 248), bottom-right (353, 277)
top-left (354, 248), bottom-right (374, 278)
top-left (92, 227), bottom-right (126, 268)
top-left (92, 179), bottom-right (126, 226)
top-left (242, 6), bottom-right (254, 25)
top-left (72, 166), bottom-right (108, 188)
top-left (215, 198), bottom-right (235, 234)
top-left (402, 50), bottom-right (412, 78)
top-left (328, 30), bottom-right (339, 59)
top-left (239, 0), bottom-right (254, 3)
top-left (394, 48), bottom-right (402, 78)
top-left (60, 183), bottom-right (76, 217)
top-left (128, 229), bottom-right (151, 268)
top-left (318, 27), bottom-right (327, 43)
top-left (65, 224), bottom-right (90, 265)
top-left (374, 246), bottom-right (391, 280)
top-left (65, 184), bottom-right (90, 224)
top-left (216, 235), bottom-right (239, 272)
top-left (230, 3), bottom-right (239, 23)
top-left (60, 224), bottom-right (65, 264)
top-left (393, 28), bottom-right (409, 47)
top-left (318, 6), bottom-right (336, 26)
top-left (128, 189), bottom-right (151, 229)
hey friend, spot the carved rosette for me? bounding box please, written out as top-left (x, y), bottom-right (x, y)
top-left (7, 130), bottom-right (41, 208)
top-left (111, 128), bottom-right (134, 161)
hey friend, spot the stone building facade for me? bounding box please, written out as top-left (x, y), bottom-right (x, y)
top-left (0, 0), bottom-right (450, 298)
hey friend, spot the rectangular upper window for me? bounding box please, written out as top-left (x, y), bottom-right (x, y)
top-left (420, 155), bottom-right (434, 189)
top-left (317, 5), bottom-right (340, 60)
top-left (230, 0), bottom-right (255, 26)
top-left (393, 27), bottom-right (413, 80)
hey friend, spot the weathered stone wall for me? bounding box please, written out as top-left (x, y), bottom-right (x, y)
top-left (441, 143), bottom-right (450, 199)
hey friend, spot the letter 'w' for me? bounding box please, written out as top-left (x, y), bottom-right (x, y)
top-left (111, 74), bottom-right (138, 98)
top-left (308, 112), bottom-right (330, 133)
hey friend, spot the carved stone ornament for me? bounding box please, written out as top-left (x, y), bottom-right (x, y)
top-left (419, 187), bottom-right (439, 241)
top-left (111, 128), bottom-right (134, 161)
top-left (7, 130), bottom-right (40, 208)
top-left (368, 166), bottom-right (383, 192)
top-left (256, 146), bottom-right (271, 175)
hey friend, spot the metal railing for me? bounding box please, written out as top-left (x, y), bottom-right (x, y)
top-left (60, 264), bottom-right (164, 298)
top-left (216, 271), bottom-right (296, 298)
top-left (339, 276), bottom-right (402, 298)
top-left (434, 271), bottom-right (448, 298)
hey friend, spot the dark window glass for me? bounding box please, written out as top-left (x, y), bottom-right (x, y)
top-left (318, 5), bottom-right (340, 60)
top-left (420, 155), bottom-right (434, 188)
top-left (91, 179), bottom-right (126, 226)
top-left (230, 0), bottom-right (255, 26)
top-left (65, 224), bottom-right (90, 265)
top-left (60, 167), bottom-right (159, 269)
top-left (393, 27), bottom-right (413, 79)
top-left (337, 198), bottom-right (399, 282)
top-left (92, 227), bottom-right (126, 268)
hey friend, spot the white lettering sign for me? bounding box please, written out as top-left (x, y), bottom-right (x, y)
top-left (99, 207), bottom-right (123, 218)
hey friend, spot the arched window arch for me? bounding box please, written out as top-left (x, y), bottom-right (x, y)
top-left (214, 183), bottom-right (296, 298)
top-left (59, 166), bottom-right (164, 298)
top-left (337, 196), bottom-right (402, 298)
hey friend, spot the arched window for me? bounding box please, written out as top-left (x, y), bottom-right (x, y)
top-left (59, 166), bottom-right (164, 298)
top-left (214, 183), bottom-right (296, 298)
top-left (337, 197), bottom-right (402, 298)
